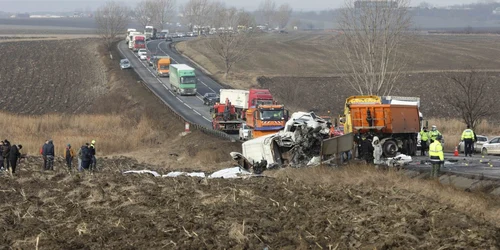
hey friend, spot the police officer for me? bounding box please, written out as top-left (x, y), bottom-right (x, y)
top-left (461, 125), bottom-right (475, 157)
top-left (429, 135), bottom-right (444, 178)
top-left (419, 126), bottom-right (429, 156)
top-left (429, 125), bottom-right (442, 142)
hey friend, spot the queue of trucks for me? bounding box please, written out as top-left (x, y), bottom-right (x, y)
top-left (123, 28), bottom-right (423, 160)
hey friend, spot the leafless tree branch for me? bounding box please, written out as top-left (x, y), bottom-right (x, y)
top-left (95, 1), bottom-right (129, 50)
top-left (206, 7), bottom-right (254, 78)
top-left (444, 66), bottom-right (496, 130)
top-left (336, 0), bottom-right (412, 96)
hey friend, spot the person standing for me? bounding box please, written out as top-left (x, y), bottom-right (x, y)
top-left (81, 144), bottom-right (92, 170)
top-left (40, 140), bottom-right (48, 170)
top-left (3, 140), bottom-right (11, 170)
top-left (429, 135), bottom-right (444, 178)
top-left (429, 125), bottom-right (442, 142)
top-left (90, 140), bottom-right (96, 170)
top-left (9, 144), bottom-right (22, 174)
top-left (64, 144), bottom-right (76, 170)
top-left (419, 127), bottom-right (429, 156)
top-left (461, 125), bottom-right (475, 157)
top-left (43, 140), bottom-right (55, 170)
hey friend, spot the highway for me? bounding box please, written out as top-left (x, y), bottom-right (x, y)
top-left (117, 38), bottom-right (238, 140)
top-left (118, 38), bottom-right (500, 180)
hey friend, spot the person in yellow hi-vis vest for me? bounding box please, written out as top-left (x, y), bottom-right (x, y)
top-left (429, 135), bottom-right (444, 178)
top-left (419, 126), bottom-right (429, 156)
top-left (461, 125), bottom-right (475, 157)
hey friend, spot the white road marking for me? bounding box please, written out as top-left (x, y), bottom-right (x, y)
top-left (120, 42), bottom-right (214, 124)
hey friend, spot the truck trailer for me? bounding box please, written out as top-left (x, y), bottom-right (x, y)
top-left (341, 95), bottom-right (421, 157)
top-left (169, 64), bottom-right (197, 96)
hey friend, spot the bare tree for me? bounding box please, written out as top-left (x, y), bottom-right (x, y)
top-left (182, 0), bottom-right (213, 33)
top-left (275, 3), bottom-right (292, 29)
top-left (445, 67), bottom-right (495, 130)
top-left (151, 0), bottom-right (176, 30)
top-left (95, 1), bottom-right (129, 49)
top-left (208, 1), bottom-right (226, 29)
top-left (134, 0), bottom-right (155, 28)
top-left (237, 10), bottom-right (256, 28)
top-left (336, 0), bottom-right (412, 96)
top-left (258, 0), bottom-right (276, 27)
top-left (206, 7), bottom-right (254, 78)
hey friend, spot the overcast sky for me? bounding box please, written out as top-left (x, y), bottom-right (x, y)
top-left (0, 0), bottom-right (490, 13)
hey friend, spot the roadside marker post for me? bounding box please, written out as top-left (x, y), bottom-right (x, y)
top-left (185, 122), bottom-right (191, 133)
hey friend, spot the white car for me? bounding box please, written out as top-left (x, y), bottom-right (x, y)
top-left (137, 49), bottom-right (147, 60)
top-left (239, 123), bottom-right (251, 141)
top-left (481, 137), bottom-right (500, 155)
top-left (458, 135), bottom-right (488, 153)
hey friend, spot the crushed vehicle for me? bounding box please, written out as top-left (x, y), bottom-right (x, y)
top-left (231, 111), bottom-right (350, 172)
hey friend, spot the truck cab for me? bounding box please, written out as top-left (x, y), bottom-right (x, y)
top-left (246, 104), bottom-right (288, 138)
top-left (156, 58), bottom-right (171, 77)
top-left (248, 89), bottom-right (274, 108)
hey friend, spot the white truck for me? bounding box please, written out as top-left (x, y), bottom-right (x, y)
top-left (126, 28), bottom-right (137, 44)
top-left (128, 32), bottom-right (142, 49)
top-left (144, 26), bottom-right (154, 40)
top-left (219, 89), bottom-right (249, 119)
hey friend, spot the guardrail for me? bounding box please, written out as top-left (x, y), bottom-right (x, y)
top-left (116, 41), bottom-right (236, 142)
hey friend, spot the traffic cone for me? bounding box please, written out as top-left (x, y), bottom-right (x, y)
top-left (454, 146), bottom-right (459, 156)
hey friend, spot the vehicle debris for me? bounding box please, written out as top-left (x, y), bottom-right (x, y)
top-left (123, 167), bottom-right (256, 179)
top-left (231, 111), bottom-right (354, 171)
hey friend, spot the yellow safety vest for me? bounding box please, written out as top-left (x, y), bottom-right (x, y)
top-left (429, 130), bottom-right (441, 140)
top-left (420, 130), bottom-right (429, 141)
top-left (429, 141), bottom-right (444, 161)
top-left (461, 129), bottom-right (474, 140)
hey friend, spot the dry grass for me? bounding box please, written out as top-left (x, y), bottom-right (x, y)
top-left (428, 118), bottom-right (500, 151)
top-left (0, 112), bottom-right (162, 156)
top-left (269, 164), bottom-right (500, 226)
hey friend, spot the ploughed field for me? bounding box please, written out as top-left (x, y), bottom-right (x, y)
top-left (0, 39), bottom-right (107, 114)
top-left (1, 158), bottom-right (499, 249)
top-left (258, 72), bottom-right (500, 120)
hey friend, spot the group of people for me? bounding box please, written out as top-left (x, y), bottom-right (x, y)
top-left (420, 125), bottom-right (478, 178)
top-left (0, 139), bottom-right (23, 174)
top-left (41, 139), bottom-right (97, 172)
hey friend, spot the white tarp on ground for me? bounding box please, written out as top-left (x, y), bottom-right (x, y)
top-left (163, 172), bottom-right (206, 178)
top-left (208, 167), bottom-right (252, 179)
top-left (123, 167), bottom-right (253, 179)
top-left (123, 170), bottom-right (161, 177)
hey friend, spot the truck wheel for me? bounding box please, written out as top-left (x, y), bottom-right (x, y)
top-left (382, 140), bottom-right (398, 158)
top-left (402, 140), bottom-right (409, 155)
top-left (408, 138), bottom-right (416, 156)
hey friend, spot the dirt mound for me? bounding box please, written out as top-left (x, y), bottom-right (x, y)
top-left (1, 158), bottom-right (499, 249)
top-left (258, 73), bottom-right (500, 120)
top-left (0, 39), bottom-right (107, 114)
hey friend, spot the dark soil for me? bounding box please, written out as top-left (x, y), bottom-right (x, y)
top-left (258, 73), bottom-right (500, 120)
top-left (1, 157), bottom-right (499, 249)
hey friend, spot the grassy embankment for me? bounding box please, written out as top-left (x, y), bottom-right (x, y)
top-left (0, 112), bottom-right (161, 156)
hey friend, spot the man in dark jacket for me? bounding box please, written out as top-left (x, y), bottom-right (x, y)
top-left (42, 140), bottom-right (55, 170)
top-left (81, 144), bottom-right (92, 170)
top-left (9, 144), bottom-right (22, 174)
top-left (3, 140), bottom-right (11, 170)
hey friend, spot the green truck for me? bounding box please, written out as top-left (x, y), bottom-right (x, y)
top-left (169, 64), bottom-right (197, 96)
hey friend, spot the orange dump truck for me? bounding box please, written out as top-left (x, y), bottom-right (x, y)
top-left (342, 95), bottom-right (420, 157)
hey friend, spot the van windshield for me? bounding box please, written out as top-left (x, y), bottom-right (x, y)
top-left (160, 65), bottom-right (169, 70)
top-left (181, 76), bottom-right (196, 84)
top-left (260, 109), bottom-right (284, 121)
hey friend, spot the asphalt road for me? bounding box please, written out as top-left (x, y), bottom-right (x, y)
top-left (119, 38), bottom-right (500, 179)
top-left (406, 153), bottom-right (500, 179)
top-left (117, 38), bottom-right (238, 140)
